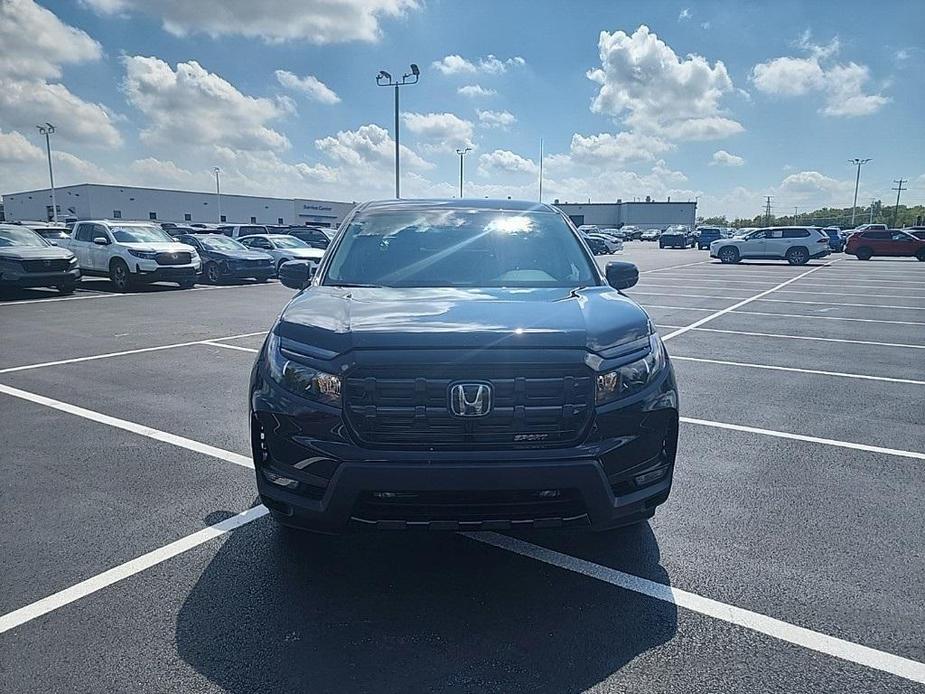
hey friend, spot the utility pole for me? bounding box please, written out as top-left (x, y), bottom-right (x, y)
top-left (869, 199), bottom-right (876, 224)
top-left (849, 158), bottom-right (871, 227)
top-left (891, 179), bottom-right (907, 228)
top-left (376, 64), bottom-right (420, 199)
top-left (36, 123), bottom-right (57, 222)
top-left (213, 167), bottom-right (222, 223)
top-left (538, 138), bottom-right (544, 202)
top-left (455, 147), bottom-right (471, 198)
top-left (764, 196), bottom-right (773, 226)
top-left (793, 206), bottom-right (799, 224)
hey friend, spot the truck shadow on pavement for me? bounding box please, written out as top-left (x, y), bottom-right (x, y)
top-left (176, 516), bottom-right (676, 693)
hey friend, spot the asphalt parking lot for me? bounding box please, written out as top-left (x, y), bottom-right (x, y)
top-left (1, 243), bottom-right (923, 693)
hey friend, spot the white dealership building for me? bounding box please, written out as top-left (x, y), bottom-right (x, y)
top-left (554, 199), bottom-right (697, 230)
top-left (1, 183), bottom-right (356, 228)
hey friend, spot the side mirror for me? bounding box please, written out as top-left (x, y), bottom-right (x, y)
top-left (279, 260), bottom-right (315, 289)
top-left (605, 261), bottom-right (638, 290)
top-left (93, 236), bottom-right (109, 245)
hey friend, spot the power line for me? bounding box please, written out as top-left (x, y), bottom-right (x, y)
top-left (891, 179), bottom-right (907, 228)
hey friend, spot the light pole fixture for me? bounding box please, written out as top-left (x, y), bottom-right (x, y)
top-left (213, 167), bottom-right (222, 222)
top-left (376, 63), bottom-right (420, 199)
top-left (455, 147), bottom-right (471, 198)
top-left (36, 123), bottom-right (57, 222)
top-left (849, 158), bottom-right (871, 227)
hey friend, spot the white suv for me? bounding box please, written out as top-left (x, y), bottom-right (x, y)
top-left (710, 226), bottom-right (830, 265)
top-left (61, 221), bottom-right (200, 291)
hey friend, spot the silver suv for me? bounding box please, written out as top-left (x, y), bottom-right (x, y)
top-left (710, 226), bottom-right (831, 265)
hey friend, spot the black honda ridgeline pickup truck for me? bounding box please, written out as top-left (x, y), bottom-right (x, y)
top-left (250, 199), bottom-right (679, 533)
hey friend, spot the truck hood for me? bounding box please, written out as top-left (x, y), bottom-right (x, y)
top-left (276, 285), bottom-right (650, 356)
top-left (285, 248), bottom-right (325, 260)
top-left (0, 246), bottom-right (74, 261)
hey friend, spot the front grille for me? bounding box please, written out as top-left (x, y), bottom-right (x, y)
top-left (21, 258), bottom-right (70, 272)
top-left (234, 259), bottom-right (271, 269)
top-left (343, 363), bottom-right (594, 448)
top-left (155, 251), bottom-right (191, 265)
top-left (352, 489), bottom-right (588, 529)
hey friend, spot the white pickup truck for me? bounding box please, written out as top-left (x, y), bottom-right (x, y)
top-left (59, 220), bottom-right (201, 291)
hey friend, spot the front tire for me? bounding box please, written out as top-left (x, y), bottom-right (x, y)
top-left (916, 250), bottom-right (925, 262)
top-left (203, 261), bottom-right (221, 284)
top-left (109, 258), bottom-right (133, 292)
top-left (786, 247), bottom-right (810, 265)
top-left (718, 246), bottom-right (740, 264)
top-left (178, 278), bottom-right (196, 289)
top-left (56, 281), bottom-right (76, 295)
top-left (856, 247), bottom-right (873, 260)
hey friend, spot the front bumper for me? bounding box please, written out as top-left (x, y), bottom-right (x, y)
top-left (133, 264), bottom-right (199, 283)
top-left (218, 265), bottom-right (275, 280)
top-left (250, 361), bottom-right (679, 533)
top-left (0, 267), bottom-right (80, 288)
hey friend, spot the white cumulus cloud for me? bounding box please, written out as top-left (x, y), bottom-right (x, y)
top-left (750, 34), bottom-right (889, 117)
top-left (274, 70), bottom-right (340, 104)
top-left (122, 56), bottom-right (292, 151)
top-left (401, 112), bottom-right (474, 151)
top-left (81, 0), bottom-right (421, 44)
top-left (478, 149), bottom-right (537, 177)
top-left (457, 84), bottom-right (496, 98)
top-left (432, 54), bottom-right (525, 75)
top-left (587, 25), bottom-right (743, 141)
top-left (710, 150), bottom-right (745, 167)
top-left (477, 110), bottom-right (516, 128)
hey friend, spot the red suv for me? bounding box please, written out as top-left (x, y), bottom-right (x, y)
top-left (845, 229), bottom-right (925, 261)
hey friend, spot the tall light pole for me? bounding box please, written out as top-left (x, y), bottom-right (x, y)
top-left (849, 158), bottom-right (871, 227)
top-left (455, 147), bottom-right (471, 198)
top-left (538, 138), bottom-right (544, 203)
top-left (36, 123), bottom-right (57, 222)
top-left (376, 64), bottom-right (420, 199)
top-left (213, 167), bottom-right (222, 222)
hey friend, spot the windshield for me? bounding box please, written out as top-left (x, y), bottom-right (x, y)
top-left (324, 209), bottom-right (598, 288)
top-left (0, 227), bottom-right (49, 247)
top-left (272, 236), bottom-right (309, 249)
top-left (200, 236), bottom-right (246, 251)
top-left (111, 225), bottom-right (173, 244)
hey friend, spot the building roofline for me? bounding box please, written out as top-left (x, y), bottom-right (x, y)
top-left (2, 182), bottom-right (352, 206)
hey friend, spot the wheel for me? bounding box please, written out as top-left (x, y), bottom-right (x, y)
top-left (659, 242), bottom-right (665, 249)
top-left (56, 281), bottom-right (76, 295)
top-left (856, 247), bottom-right (873, 261)
top-left (203, 261), bottom-right (221, 284)
top-left (178, 278), bottom-right (196, 289)
top-left (718, 246), bottom-right (740, 264)
top-left (109, 258), bottom-right (133, 292)
top-left (916, 249), bottom-right (925, 262)
top-left (786, 247), bottom-right (810, 265)
top-left (256, 275), bottom-right (271, 282)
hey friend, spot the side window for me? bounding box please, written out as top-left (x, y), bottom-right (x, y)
top-left (74, 224), bottom-right (93, 242)
top-left (891, 232), bottom-right (910, 241)
top-left (92, 223), bottom-right (111, 241)
top-left (782, 229), bottom-right (808, 238)
top-left (864, 231), bottom-right (888, 240)
top-left (767, 229), bottom-right (784, 239)
top-left (751, 230), bottom-right (768, 239)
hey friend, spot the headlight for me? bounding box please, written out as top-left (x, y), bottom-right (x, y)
top-left (128, 249), bottom-right (157, 259)
top-left (68, 255), bottom-right (78, 266)
top-left (595, 330), bottom-right (666, 405)
top-left (265, 332), bottom-right (341, 406)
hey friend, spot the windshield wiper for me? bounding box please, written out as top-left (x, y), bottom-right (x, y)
top-left (327, 282), bottom-right (381, 288)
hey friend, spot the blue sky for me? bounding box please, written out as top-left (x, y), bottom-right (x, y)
top-left (1, 0), bottom-right (922, 218)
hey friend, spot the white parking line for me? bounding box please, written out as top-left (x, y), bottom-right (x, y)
top-left (0, 331), bottom-right (267, 374)
top-left (640, 284), bottom-right (925, 300)
top-left (201, 341), bottom-right (260, 353)
top-left (660, 261), bottom-right (835, 342)
top-left (465, 533), bottom-right (925, 685)
top-left (639, 261), bottom-right (711, 273)
top-left (646, 305), bottom-right (925, 327)
top-left (665, 273), bottom-right (925, 285)
top-left (642, 277), bottom-right (925, 291)
top-left (0, 383), bottom-right (253, 468)
top-left (0, 505), bottom-right (268, 635)
top-left (680, 416), bottom-right (925, 461)
top-left (631, 292), bottom-right (925, 311)
top-left (0, 282), bottom-right (280, 307)
top-left (653, 325), bottom-right (925, 350)
top-left (671, 356), bottom-right (925, 385)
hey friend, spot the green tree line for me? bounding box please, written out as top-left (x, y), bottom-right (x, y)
top-left (699, 201), bottom-right (925, 229)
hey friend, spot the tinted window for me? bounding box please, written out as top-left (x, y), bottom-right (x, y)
top-left (863, 231), bottom-right (889, 240)
top-left (782, 229), bottom-right (809, 238)
top-left (243, 226), bottom-right (267, 235)
top-left (890, 231), bottom-right (913, 241)
top-left (200, 236), bottom-right (246, 251)
top-left (110, 225), bottom-right (172, 243)
top-left (74, 224), bottom-right (94, 242)
top-left (325, 209), bottom-right (599, 289)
